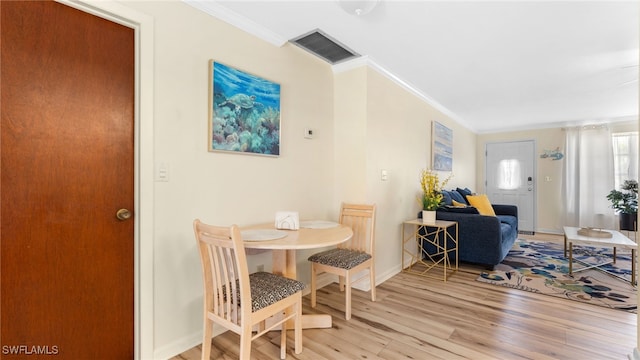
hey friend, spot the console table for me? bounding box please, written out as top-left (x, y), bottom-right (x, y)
top-left (401, 219), bottom-right (458, 281)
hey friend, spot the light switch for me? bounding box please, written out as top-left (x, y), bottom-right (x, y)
top-left (381, 169), bottom-right (389, 181)
top-left (155, 162), bottom-right (170, 182)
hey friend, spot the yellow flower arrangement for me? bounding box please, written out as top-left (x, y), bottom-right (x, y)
top-left (418, 168), bottom-right (453, 211)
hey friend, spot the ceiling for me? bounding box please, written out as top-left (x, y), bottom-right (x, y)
top-left (187, 0), bottom-right (639, 133)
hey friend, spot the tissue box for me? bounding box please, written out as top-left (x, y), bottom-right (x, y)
top-left (275, 211), bottom-right (299, 230)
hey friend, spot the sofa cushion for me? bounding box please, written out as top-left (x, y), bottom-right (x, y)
top-left (497, 214), bottom-right (518, 229)
top-left (500, 222), bottom-right (513, 240)
top-left (452, 200), bottom-right (467, 207)
top-left (456, 188), bottom-right (474, 204)
top-left (467, 194), bottom-right (496, 216)
top-left (449, 190), bottom-right (467, 204)
top-left (440, 206), bottom-right (479, 214)
top-left (441, 190), bottom-right (453, 206)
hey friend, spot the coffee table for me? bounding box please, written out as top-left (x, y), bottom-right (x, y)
top-left (563, 226), bottom-right (637, 285)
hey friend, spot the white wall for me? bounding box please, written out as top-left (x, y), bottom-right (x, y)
top-left (477, 120), bottom-right (638, 233)
top-left (334, 67), bottom-right (368, 205)
top-left (331, 65), bottom-right (477, 287)
top-left (363, 68), bottom-right (477, 281)
top-left (122, 1), bottom-right (336, 357)
top-left (119, 1), bottom-right (477, 358)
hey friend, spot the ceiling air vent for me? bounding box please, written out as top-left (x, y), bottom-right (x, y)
top-left (290, 29), bottom-right (359, 65)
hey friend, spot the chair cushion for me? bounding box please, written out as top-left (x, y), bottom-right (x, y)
top-left (249, 272), bottom-right (305, 312)
top-left (308, 248), bottom-right (372, 270)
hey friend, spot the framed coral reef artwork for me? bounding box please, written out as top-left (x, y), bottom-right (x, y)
top-left (432, 121), bottom-right (453, 171)
top-left (209, 61), bottom-right (281, 156)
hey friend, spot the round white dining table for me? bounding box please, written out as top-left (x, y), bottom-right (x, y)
top-left (241, 222), bottom-right (353, 329)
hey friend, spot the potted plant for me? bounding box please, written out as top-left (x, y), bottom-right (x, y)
top-left (606, 179), bottom-right (638, 231)
top-left (418, 168), bottom-right (452, 223)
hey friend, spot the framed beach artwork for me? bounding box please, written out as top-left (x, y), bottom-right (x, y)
top-left (209, 61), bottom-right (281, 156)
top-left (432, 121), bottom-right (453, 171)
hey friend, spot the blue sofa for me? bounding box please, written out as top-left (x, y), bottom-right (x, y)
top-left (419, 188), bottom-right (519, 267)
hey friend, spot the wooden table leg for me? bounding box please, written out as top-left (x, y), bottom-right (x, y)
top-left (272, 249), bottom-right (333, 329)
top-left (272, 249), bottom-right (295, 278)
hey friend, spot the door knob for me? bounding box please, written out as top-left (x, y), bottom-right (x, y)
top-left (116, 208), bottom-right (132, 221)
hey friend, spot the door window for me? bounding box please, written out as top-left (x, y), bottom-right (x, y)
top-left (497, 159), bottom-right (521, 190)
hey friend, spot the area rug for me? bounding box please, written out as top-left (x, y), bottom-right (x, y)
top-left (476, 239), bottom-right (637, 313)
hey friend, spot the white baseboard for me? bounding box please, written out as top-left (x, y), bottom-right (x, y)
top-left (153, 331), bottom-right (201, 360)
top-left (154, 324), bottom-right (234, 360)
top-left (535, 228), bottom-right (564, 235)
top-left (313, 263), bottom-right (401, 292)
top-left (349, 264), bottom-right (401, 291)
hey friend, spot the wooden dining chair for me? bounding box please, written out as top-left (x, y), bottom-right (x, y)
top-left (307, 203), bottom-right (377, 320)
top-left (194, 219), bottom-right (305, 359)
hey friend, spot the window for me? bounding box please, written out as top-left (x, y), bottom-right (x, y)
top-left (497, 159), bottom-right (521, 190)
top-left (612, 132), bottom-right (638, 190)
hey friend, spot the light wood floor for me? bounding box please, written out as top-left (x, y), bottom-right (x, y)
top-left (174, 233), bottom-right (637, 360)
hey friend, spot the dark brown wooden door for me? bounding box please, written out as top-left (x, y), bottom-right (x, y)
top-left (1, 1), bottom-right (135, 358)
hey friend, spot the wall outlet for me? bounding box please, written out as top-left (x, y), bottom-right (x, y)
top-left (257, 264), bottom-right (264, 272)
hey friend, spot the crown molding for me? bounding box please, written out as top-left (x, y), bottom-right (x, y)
top-left (368, 59), bottom-right (471, 131)
top-left (183, 0), bottom-right (287, 47)
top-left (331, 56), bottom-right (370, 73)
top-left (333, 57), bottom-right (473, 132)
top-left (184, 1), bottom-right (473, 133)
top-left (476, 115), bottom-right (639, 135)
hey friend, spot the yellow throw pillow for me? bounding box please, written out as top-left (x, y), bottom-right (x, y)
top-left (452, 200), bottom-right (466, 207)
top-left (466, 194), bottom-right (496, 216)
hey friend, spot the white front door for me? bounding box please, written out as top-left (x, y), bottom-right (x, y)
top-left (485, 140), bottom-right (536, 233)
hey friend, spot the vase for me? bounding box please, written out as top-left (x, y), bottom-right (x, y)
top-left (619, 212), bottom-right (637, 231)
top-left (422, 210), bottom-right (436, 224)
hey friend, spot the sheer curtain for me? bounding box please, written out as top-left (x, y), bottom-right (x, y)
top-left (562, 126), bottom-right (616, 229)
